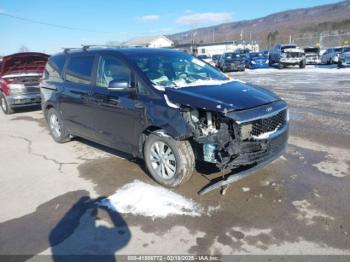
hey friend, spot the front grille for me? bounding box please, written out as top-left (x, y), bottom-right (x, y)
top-left (286, 52), bottom-right (302, 58)
top-left (251, 110), bottom-right (287, 136)
top-left (240, 109), bottom-right (287, 139)
top-left (10, 85), bottom-right (40, 95)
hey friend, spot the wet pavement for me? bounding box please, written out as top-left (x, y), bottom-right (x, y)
top-left (0, 66), bottom-right (349, 259)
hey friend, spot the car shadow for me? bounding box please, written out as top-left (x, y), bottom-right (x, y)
top-left (74, 137), bottom-right (149, 173)
top-left (75, 136), bottom-right (221, 180)
top-left (50, 196), bottom-right (130, 262)
top-left (0, 190), bottom-right (130, 261)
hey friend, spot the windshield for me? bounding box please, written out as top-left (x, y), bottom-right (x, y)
top-left (250, 52), bottom-right (266, 58)
top-left (224, 53), bottom-right (241, 59)
top-left (131, 52), bottom-right (228, 89)
top-left (304, 48), bottom-right (319, 53)
top-left (342, 47), bottom-right (350, 53)
top-left (281, 45), bottom-right (297, 50)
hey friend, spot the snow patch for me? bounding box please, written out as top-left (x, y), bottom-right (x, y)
top-left (292, 200), bottom-right (334, 225)
top-left (99, 180), bottom-right (203, 219)
top-left (242, 187), bottom-right (250, 192)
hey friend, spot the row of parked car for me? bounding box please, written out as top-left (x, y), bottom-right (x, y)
top-left (0, 47), bottom-right (289, 194)
top-left (197, 44), bottom-right (350, 72)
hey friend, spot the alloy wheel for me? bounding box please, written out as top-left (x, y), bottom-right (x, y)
top-left (149, 141), bottom-right (177, 179)
top-left (49, 113), bottom-right (62, 138)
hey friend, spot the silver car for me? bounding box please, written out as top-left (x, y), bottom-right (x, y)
top-left (338, 46), bottom-right (350, 68)
top-left (321, 47), bottom-right (342, 64)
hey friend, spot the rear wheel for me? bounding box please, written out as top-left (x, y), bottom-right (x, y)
top-left (144, 133), bottom-right (194, 188)
top-left (0, 93), bottom-right (14, 114)
top-left (46, 108), bottom-right (71, 143)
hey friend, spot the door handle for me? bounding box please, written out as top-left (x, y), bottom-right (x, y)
top-left (135, 102), bottom-right (144, 109)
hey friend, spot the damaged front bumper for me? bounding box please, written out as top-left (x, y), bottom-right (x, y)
top-left (7, 93), bottom-right (41, 107)
top-left (192, 100), bottom-right (289, 194)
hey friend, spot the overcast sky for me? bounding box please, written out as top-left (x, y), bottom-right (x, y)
top-left (0, 0), bottom-right (341, 55)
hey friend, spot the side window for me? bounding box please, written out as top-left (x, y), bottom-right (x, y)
top-left (136, 80), bottom-right (150, 96)
top-left (45, 55), bottom-right (66, 80)
top-left (66, 56), bottom-right (95, 85)
top-left (96, 56), bottom-right (131, 88)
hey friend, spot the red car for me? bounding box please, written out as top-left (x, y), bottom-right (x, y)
top-left (0, 52), bottom-right (49, 114)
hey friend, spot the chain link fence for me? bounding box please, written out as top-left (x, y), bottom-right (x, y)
top-left (292, 33), bottom-right (350, 49)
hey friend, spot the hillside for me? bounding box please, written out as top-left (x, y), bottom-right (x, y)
top-left (168, 1), bottom-right (350, 48)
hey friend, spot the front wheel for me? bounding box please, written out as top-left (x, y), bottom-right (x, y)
top-left (144, 133), bottom-right (195, 188)
top-left (299, 60), bottom-right (306, 68)
top-left (0, 94), bottom-right (14, 114)
top-left (46, 108), bottom-right (71, 143)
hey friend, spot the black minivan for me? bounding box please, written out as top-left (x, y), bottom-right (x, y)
top-left (41, 48), bottom-right (288, 194)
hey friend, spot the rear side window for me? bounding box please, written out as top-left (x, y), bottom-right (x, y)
top-left (45, 55), bottom-right (66, 80)
top-left (66, 56), bottom-right (95, 85)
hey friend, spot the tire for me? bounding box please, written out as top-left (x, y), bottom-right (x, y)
top-left (46, 107), bottom-right (71, 143)
top-left (144, 133), bottom-right (195, 188)
top-left (278, 62), bottom-right (284, 69)
top-left (337, 61), bottom-right (343, 69)
top-left (269, 56), bottom-right (273, 66)
top-left (299, 60), bottom-right (306, 69)
top-left (0, 93), bottom-right (14, 114)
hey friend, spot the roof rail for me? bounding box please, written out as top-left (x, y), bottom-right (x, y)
top-left (62, 47), bottom-right (80, 53)
top-left (81, 44), bottom-right (125, 51)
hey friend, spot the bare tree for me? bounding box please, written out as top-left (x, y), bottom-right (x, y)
top-left (18, 45), bottom-right (29, 52)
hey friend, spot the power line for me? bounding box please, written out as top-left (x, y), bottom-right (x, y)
top-left (0, 12), bottom-right (112, 33)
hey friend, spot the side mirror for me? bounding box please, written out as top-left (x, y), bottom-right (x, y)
top-left (108, 79), bottom-right (130, 91)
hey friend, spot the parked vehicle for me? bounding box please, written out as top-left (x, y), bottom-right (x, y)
top-left (41, 48), bottom-right (288, 194)
top-left (261, 50), bottom-right (270, 57)
top-left (235, 49), bottom-right (251, 68)
top-left (304, 47), bottom-right (321, 65)
top-left (321, 47), bottom-right (342, 64)
top-left (338, 46), bottom-right (350, 68)
top-left (0, 52), bottom-right (49, 114)
top-left (197, 54), bottom-right (212, 64)
top-left (211, 54), bottom-right (222, 67)
top-left (247, 52), bottom-right (269, 69)
top-left (217, 52), bottom-right (246, 72)
top-left (269, 44), bottom-right (306, 69)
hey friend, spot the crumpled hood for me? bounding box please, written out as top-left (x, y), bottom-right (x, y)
top-left (0, 52), bottom-right (49, 76)
top-left (165, 80), bottom-right (280, 113)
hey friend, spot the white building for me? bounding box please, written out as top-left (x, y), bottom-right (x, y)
top-left (124, 35), bottom-right (174, 48)
top-left (196, 41), bottom-right (259, 56)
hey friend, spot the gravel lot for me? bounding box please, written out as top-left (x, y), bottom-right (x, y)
top-left (0, 65), bottom-right (349, 260)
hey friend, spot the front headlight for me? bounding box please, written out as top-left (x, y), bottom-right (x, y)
top-left (8, 84), bottom-right (25, 94)
top-left (251, 61), bottom-right (256, 64)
